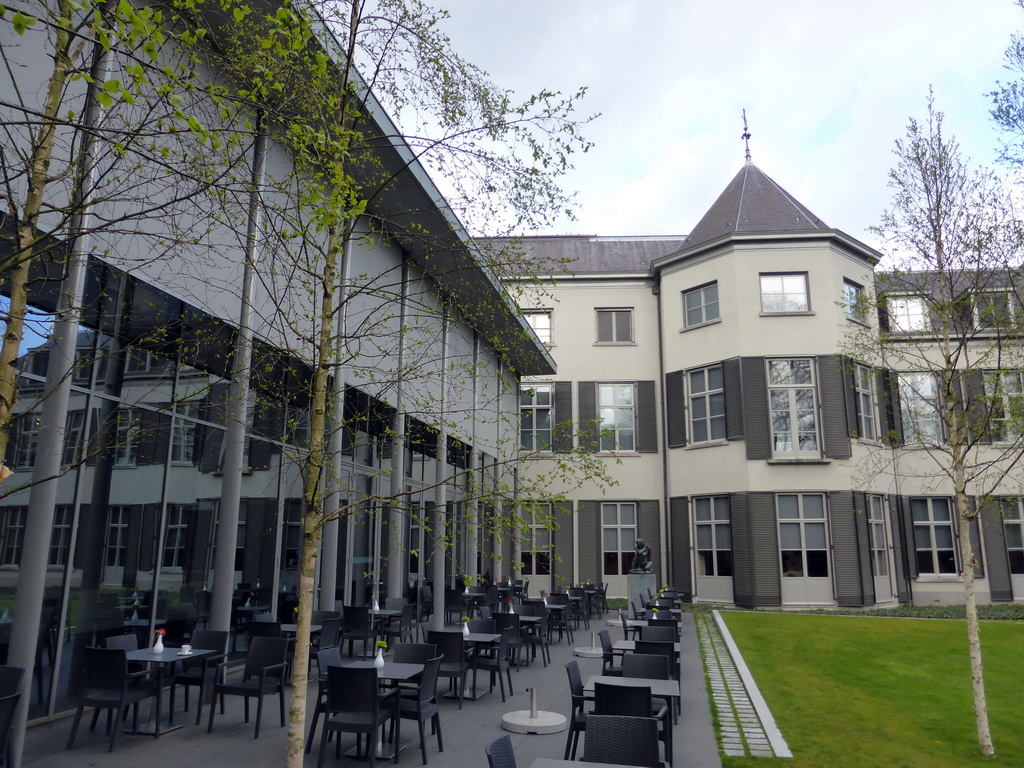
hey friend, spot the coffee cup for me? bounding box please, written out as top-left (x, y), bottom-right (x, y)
top-left (181, 644), bottom-right (192, 654)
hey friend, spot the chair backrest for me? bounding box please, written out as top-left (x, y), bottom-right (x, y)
top-left (621, 653), bottom-right (670, 681)
top-left (326, 664), bottom-right (379, 715)
top-left (485, 734), bottom-right (517, 768)
top-left (398, 603), bottom-right (416, 628)
top-left (0, 686), bottom-right (20, 758)
top-left (317, 645), bottom-right (343, 679)
top-left (104, 633), bottom-right (139, 653)
top-left (392, 642), bottom-right (437, 664)
top-left (630, 601), bottom-right (644, 620)
top-left (244, 636), bottom-right (289, 679)
top-left (248, 620), bottom-right (282, 639)
top-left (547, 593), bottom-right (568, 606)
top-left (425, 631), bottom-right (465, 666)
top-left (619, 611), bottom-right (631, 637)
top-left (84, 647), bottom-right (129, 691)
top-left (564, 660), bottom-right (584, 711)
top-left (0, 667), bottom-right (23, 699)
top-left (493, 612), bottom-right (520, 638)
top-left (634, 641), bottom-right (675, 677)
top-left (597, 629), bottom-right (615, 668)
top-left (414, 655), bottom-right (443, 706)
top-left (582, 714), bottom-right (661, 768)
top-left (185, 630), bottom-right (228, 670)
top-left (343, 605), bottom-right (370, 631)
top-left (593, 681), bottom-right (652, 718)
top-left (319, 616), bottom-right (342, 648)
top-left (467, 618), bottom-right (495, 634)
top-left (640, 626), bottom-right (675, 643)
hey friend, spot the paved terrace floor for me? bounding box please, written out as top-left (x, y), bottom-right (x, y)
top-left (21, 612), bottom-right (722, 768)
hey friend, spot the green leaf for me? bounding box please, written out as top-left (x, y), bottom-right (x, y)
top-left (103, 79), bottom-right (121, 93)
top-left (96, 91), bottom-right (113, 108)
top-left (11, 10), bottom-right (36, 34)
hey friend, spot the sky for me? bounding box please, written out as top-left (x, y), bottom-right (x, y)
top-left (435, 0), bottom-right (1023, 252)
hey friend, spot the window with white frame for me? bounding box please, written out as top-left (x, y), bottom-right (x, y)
top-left (1, 507), bottom-right (26, 566)
top-left (683, 283), bottom-right (719, 327)
top-left (689, 366), bottom-right (725, 443)
top-left (162, 504), bottom-right (188, 569)
top-left (976, 291), bottom-right (1013, 331)
top-left (595, 308), bottom-right (633, 344)
top-left (13, 413), bottom-right (40, 469)
top-left (125, 348), bottom-right (153, 374)
top-left (601, 502), bottom-right (636, 576)
top-left (105, 505), bottom-right (129, 567)
top-left (867, 495), bottom-right (889, 578)
top-left (520, 385), bottom-right (552, 451)
top-left (854, 364), bottom-right (878, 441)
top-left (986, 371), bottom-right (1024, 443)
top-left (114, 408), bottom-right (142, 467)
top-left (171, 402), bottom-right (199, 463)
top-left (843, 280), bottom-right (867, 322)
top-left (899, 372), bottom-right (942, 444)
top-left (887, 295), bottom-right (928, 332)
top-left (760, 274), bottom-right (809, 313)
top-left (767, 359), bottom-right (819, 457)
top-left (521, 502), bottom-right (552, 576)
top-left (998, 498), bottom-right (1024, 574)
top-left (598, 383), bottom-right (635, 451)
top-left (777, 493), bottom-right (829, 578)
top-left (911, 497), bottom-right (957, 575)
top-left (523, 310), bottom-right (552, 344)
top-left (694, 497), bottom-right (732, 577)
top-left (49, 505), bottom-right (73, 566)
top-left (62, 410), bottom-right (85, 466)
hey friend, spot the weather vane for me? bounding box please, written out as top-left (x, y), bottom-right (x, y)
top-left (742, 109), bottom-right (752, 163)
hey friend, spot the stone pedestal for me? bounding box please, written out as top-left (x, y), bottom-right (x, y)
top-left (627, 572), bottom-right (657, 613)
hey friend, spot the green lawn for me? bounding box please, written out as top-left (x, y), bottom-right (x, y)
top-left (717, 611), bottom-right (1024, 768)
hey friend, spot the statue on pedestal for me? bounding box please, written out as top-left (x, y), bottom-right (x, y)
top-left (630, 538), bottom-right (653, 573)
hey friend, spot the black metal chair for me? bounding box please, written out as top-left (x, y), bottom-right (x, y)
top-left (582, 714), bottom-right (664, 768)
top-left (316, 664), bottom-right (399, 768)
top-left (383, 604), bottom-right (416, 645)
top-left (597, 630), bottom-right (623, 676)
top-left (621, 652), bottom-right (676, 723)
top-left (207, 636), bottom-right (288, 738)
top-left (563, 660), bottom-right (587, 760)
top-left (467, 618), bottom-right (495, 634)
top-left (620, 611), bottom-right (641, 641)
top-left (0, 667), bottom-right (22, 767)
top-left (516, 604), bottom-right (550, 666)
top-left (647, 617), bottom-right (681, 640)
top-left (392, 642), bottom-right (437, 664)
top-left (485, 734), bottom-right (517, 768)
top-left (545, 594), bottom-right (573, 643)
top-left (493, 611), bottom-right (523, 668)
top-left (305, 645), bottom-right (343, 752)
top-left (635, 640), bottom-right (677, 679)
top-left (66, 647), bottom-right (158, 752)
top-left (471, 627), bottom-right (513, 702)
top-left (567, 588), bottom-right (589, 630)
top-left (172, 629), bottom-right (229, 725)
top-left (426, 630), bottom-right (469, 710)
top-left (399, 655), bottom-right (443, 764)
top-left (593, 682), bottom-right (671, 765)
top-left (312, 617), bottom-right (343, 679)
top-left (640, 625), bottom-right (676, 642)
top-left (342, 606), bottom-right (377, 657)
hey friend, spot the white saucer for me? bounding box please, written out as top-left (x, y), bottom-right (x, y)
top-left (177, 651), bottom-right (193, 656)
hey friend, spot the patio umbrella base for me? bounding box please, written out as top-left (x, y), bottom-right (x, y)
top-left (501, 710), bottom-right (566, 735)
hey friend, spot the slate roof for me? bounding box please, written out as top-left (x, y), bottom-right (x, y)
top-left (482, 235), bottom-right (685, 275)
top-left (681, 162), bottom-right (828, 253)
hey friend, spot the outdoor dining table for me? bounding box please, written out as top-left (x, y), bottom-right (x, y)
top-left (125, 645), bottom-right (218, 736)
top-left (280, 623), bottom-right (321, 635)
top-left (531, 760), bottom-right (638, 768)
top-left (449, 631), bottom-right (500, 701)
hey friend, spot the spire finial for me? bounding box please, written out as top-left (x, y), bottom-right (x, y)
top-left (741, 109), bottom-right (752, 164)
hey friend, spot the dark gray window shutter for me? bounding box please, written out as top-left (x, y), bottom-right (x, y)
top-left (741, 358), bottom-right (770, 460)
top-left (830, 491), bottom-right (866, 607)
top-left (843, 359), bottom-right (859, 439)
top-left (723, 358), bottom-right (744, 440)
top-left (596, 312), bottom-right (613, 342)
top-left (748, 492), bottom-right (781, 607)
top-left (980, 499), bottom-right (1013, 601)
top-left (730, 493), bottom-right (752, 607)
top-left (967, 501), bottom-right (984, 579)
top-left (123, 504), bottom-right (144, 587)
top-left (552, 381), bottom-right (574, 452)
top-left (636, 381), bottom-right (657, 452)
top-left (900, 497), bottom-right (918, 580)
top-left (577, 501), bottom-right (600, 584)
top-left (638, 499), bottom-right (661, 576)
top-left (879, 371), bottom-right (904, 445)
top-left (665, 371), bottom-right (686, 448)
top-left (578, 382), bottom-right (598, 452)
top-left (888, 495), bottom-right (912, 603)
top-left (818, 355), bottom-right (852, 459)
top-left (963, 371), bottom-right (990, 444)
top-left (669, 497), bottom-right (691, 600)
top-left (138, 503), bottom-right (158, 572)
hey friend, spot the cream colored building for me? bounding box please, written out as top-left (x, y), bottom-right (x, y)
top-left (506, 160), bottom-right (1024, 607)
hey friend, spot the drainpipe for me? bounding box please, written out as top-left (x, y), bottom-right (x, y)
top-left (385, 258), bottom-right (410, 601)
top-left (431, 307), bottom-right (448, 629)
top-left (653, 271), bottom-right (674, 590)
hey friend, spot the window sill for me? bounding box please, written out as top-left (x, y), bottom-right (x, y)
top-left (759, 311), bottom-right (815, 318)
top-left (913, 575), bottom-right (962, 583)
top-left (679, 318), bottom-right (722, 334)
top-left (766, 457), bottom-right (832, 465)
top-left (685, 440), bottom-right (729, 450)
top-left (593, 341), bottom-right (637, 347)
top-left (597, 451), bottom-right (641, 458)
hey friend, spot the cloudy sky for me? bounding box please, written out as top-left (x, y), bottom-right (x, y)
top-left (436, 0), bottom-right (1023, 252)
